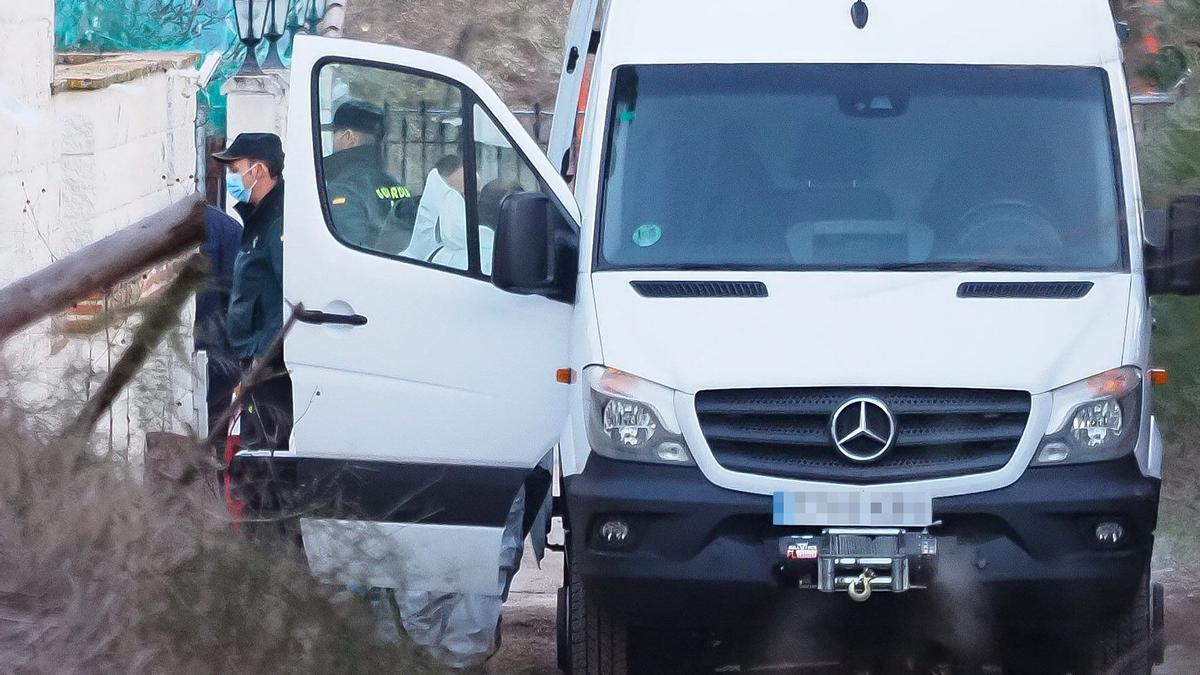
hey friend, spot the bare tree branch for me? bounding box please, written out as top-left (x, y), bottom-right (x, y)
top-left (0, 194), bottom-right (205, 342)
top-left (66, 254), bottom-right (209, 439)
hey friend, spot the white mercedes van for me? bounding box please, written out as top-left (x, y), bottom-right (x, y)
top-left (230, 0), bottom-right (1200, 672)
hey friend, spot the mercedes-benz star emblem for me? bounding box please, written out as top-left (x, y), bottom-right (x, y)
top-left (831, 397), bottom-right (897, 462)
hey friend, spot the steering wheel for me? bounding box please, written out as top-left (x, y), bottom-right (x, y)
top-left (954, 199), bottom-right (1063, 262)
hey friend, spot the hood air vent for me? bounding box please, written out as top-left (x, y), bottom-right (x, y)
top-left (957, 282), bottom-right (1094, 299)
top-left (630, 281), bottom-right (769, 298)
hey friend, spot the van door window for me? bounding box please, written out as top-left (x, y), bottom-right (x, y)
top-left (472, 105), bottom-right (543, 276)
top-left (315, 62), bottom-right (470, 270)
top-left (315, 64), bottom-right (550, 278)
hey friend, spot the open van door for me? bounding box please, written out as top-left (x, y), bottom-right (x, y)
top-left (280, 36), bottom-right (579, 594)
top-left (547, 0), bottom-right (602, 176)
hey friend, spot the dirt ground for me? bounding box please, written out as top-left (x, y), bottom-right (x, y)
top-left (492, 551), bottom-right (1200, 674)
top-left (1158, 570), bottom-right (1200, 674)
top-left (489, 548), bottom-right (562, 675)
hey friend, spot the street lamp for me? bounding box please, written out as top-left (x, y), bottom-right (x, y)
top-left (261, 0), bottom-right (288, 70)
top-left (286, 0), bottom-right (304, 42)
top-left (233, 0), bottom-right (271, 75)
top-left (304, 0), bottom-right (329, 34)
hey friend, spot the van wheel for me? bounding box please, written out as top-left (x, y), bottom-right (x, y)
top-left (1081, 566), bottom-right (1152, 675)
top-left (568, 562), bottom-right (628, 674)
top-left (557, 584), bottom-right (570, 671)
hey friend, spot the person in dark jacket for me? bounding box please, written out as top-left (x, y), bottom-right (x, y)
top-left (212, 133), bottom-right (292, 448)
top-left (195, 204), bottom-right (243, 449)
top-left (321, 100), bottom-right (416, 252)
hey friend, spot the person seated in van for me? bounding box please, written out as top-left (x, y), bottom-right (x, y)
top-left (426, 210), bottom-right (497, 275)
top-left (425, 178), bottom-right (522, 274)
top-left (403, 154), bottom-right (466, 265)
top-left (464, 177), bottom-right (524, 275)
top-left (321, 100), bottom-right (415, 251)
top-left (478, 178), bottom-right (523, 230)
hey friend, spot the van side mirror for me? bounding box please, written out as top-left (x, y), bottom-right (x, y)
top-left (1147, 196), bottom-right (1200, 295)
top-left (492, 192), bottom-right (578, 303)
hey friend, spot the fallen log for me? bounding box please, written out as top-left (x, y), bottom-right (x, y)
top-left (0, 193), bottom-right (206, 342)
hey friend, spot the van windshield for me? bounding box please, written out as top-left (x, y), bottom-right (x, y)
top-left (597, 64), bottom-right (1125, 272)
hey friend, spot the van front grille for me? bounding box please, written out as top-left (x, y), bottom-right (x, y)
top-left (695, 388), bottom-right (1031, 484)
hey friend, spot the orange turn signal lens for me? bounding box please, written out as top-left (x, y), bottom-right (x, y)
top-left (1150, 369), bottom-right (1169, 386)
top-left (599, 367), bottom-right (640, 396)
top-left (556, 368), bottom-right (574, 384)
top-left (1084, 367), bottom-right (1141, 397)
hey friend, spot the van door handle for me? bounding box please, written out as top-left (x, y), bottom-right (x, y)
top-left (297, 309), bottom-right (368, 326)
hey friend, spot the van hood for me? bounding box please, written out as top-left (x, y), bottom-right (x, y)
top-left (589, 272), bottom-right (1133, 395)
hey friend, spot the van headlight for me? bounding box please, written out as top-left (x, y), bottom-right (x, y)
top-left (1034, 366), bottom-right (1142, 465)
top-left (584, 366), bottom-right (695, 465)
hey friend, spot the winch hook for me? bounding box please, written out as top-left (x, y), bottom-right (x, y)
top-left (848, 570), bottom-right (874, 603)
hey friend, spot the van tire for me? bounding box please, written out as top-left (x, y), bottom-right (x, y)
top-left (568, 562), bottom-right (628, 674)
top-left (1082, 566), bottom-right (1152, 675)
top-left (557, 585), bottom-right (570, 671)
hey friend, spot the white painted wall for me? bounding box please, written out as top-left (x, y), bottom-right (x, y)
top-left (0, 0), bottom-right (60, 302)
top-left (0, 0), bottom-right (202, 460)
top-left (223, 72), bottom-right (290, 142)
top-left (49, 68), bottom-right (201, 461)
top-left (56, 71), bottom-right (199, 245)
top-left (0, 0), bottom-right (65, 417)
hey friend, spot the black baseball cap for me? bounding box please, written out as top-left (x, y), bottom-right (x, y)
top-left (323, 100), bottom-right (385, 137)
top-left (212, 132), bottom-right (285, 167)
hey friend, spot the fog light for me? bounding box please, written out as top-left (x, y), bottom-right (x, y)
top-left (599, 519), bottom-right (631, 548)
top-left (1037, 442), bottom-right (1071, 464)
top-left (656, 442), bottom-right (688, 463)
top-left (1095, 521), bottom-right (1126, 546)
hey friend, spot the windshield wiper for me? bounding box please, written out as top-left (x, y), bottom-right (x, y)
top-left (873, 261), bottom-right (1051, 272)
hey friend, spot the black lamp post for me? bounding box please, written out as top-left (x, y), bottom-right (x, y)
top-left (304, 0), bottom-right (329, 34)
top-left (234, 0), bottom-right (271, 75)
top-left (261, 0), bottom-right (288, 70)
top-left (285, 0), bottom-right (304, 53)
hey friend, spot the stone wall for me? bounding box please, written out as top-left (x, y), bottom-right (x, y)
top-left (54, 55), bottom-right (201, 251)
top-left (52, 55), bottom-right (203, 460)
top-left (0, 21), bottom-right (204, 461)
top-left (0, 0), bottom-right (61, 295)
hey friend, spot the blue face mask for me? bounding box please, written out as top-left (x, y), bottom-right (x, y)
top-left (226, 168), bottom-right (255, 203)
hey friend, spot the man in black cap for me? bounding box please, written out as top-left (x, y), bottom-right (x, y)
top-left (212, 132), bottom-right (292, 448)
top-left (322, 100), bottom-right (416, 252)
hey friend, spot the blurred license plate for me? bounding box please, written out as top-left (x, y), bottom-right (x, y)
top-left (773, 490), bottom-right (933, 527)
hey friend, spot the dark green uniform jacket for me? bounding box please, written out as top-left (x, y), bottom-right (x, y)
top-left (323, 145), bottom-right (415, 252)
top-left (228, 180), bottom-right (284, 363)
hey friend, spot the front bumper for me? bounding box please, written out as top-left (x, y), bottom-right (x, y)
top-left (564, 454), bottom-right (1159, 626)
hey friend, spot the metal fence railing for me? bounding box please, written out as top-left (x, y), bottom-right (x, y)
top-left (380, 102), bottom-right (554, 192)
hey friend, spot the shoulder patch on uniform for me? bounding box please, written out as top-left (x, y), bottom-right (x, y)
top-left (331, 196), bottom-right (347, 205)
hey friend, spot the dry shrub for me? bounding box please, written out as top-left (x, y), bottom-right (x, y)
top-left (0, 400), bottom-right (433, 674)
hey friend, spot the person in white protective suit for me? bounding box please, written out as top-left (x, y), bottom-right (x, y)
top-left (402, 154), bottom-right (467, 263)
top-left (360, 449), bottom-right (554, 670)
top-left (426, 212), bottom-right (496, 276)
top-left (376, 485), bottom-right (530, 669)
top-left (406, 160), bottom-right (507, 275)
